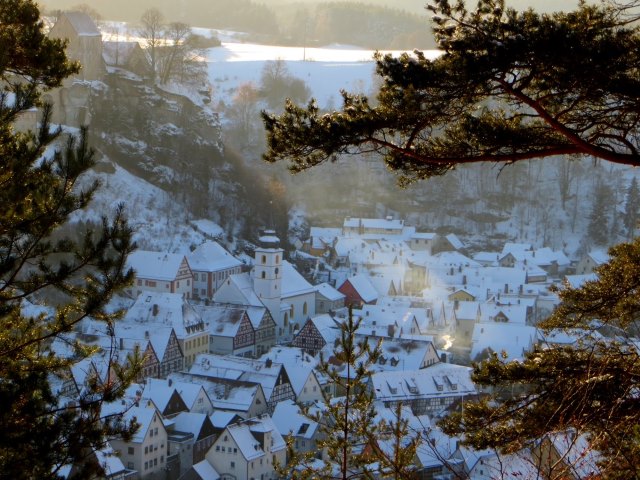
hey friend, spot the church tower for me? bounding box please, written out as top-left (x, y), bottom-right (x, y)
top-left (253, 230), bottom-right (283, 316)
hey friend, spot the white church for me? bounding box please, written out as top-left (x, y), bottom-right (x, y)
top-left (213, 231), bottom-right (316, 342)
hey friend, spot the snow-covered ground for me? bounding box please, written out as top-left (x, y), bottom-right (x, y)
top-left (202, 40), bottom-right (438, 109)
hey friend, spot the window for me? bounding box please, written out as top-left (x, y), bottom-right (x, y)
top-left (261, 255), bottom-right (266, 264)
top-left (137, 279), bottom-right (142, 286)
top-left (177, 281), bottom-right (180, 287)
top-left (261, 271), bottom-right (266, 279)
top-left (187, 279), bottom-right (190, 286)
top-left (275, 267), bottom-right (279, 275)
top-left (161, 456), bottom-right (164, 463)
top-left (150, 429), bottom-right (153, 438)
top-left (144, 461), bottom-right (148, 470)
top-left (154, 428), bottom-right (158, 435)
top-left (231, 461), bottom-right (235, 468)
top-left (145, 446), bottom-right (149, 454)
top-left (128, 447), bottom-right (135, 455)
top-left (154, 458), bottom-right (157, 466)
top-left (234, 448), bottom-right (238, 453)
top-left (202, 273), bottom-right (206, 281)
top-left (303, 302), bottom-right (308, 315)
top-left (127, 462), bottom-right (134, 469)
top-left (216, 446), bottom-right (220, 452)
top-left (276, 255), bottom-right (280, 263)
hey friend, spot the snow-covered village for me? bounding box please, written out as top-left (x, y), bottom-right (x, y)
top-left (4, 1), bottom-right (640, 480)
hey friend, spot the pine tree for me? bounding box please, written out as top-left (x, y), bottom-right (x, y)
top-left (263, 0), bottom-right (640, 185)
top-left (587, 181), bottom-right (613, 246)
top-left (0, 1), bottom-right (138, 477)
top-left (279, 310), bottom-right (420, 479)
top-left (440, 238), bottom-right (640, 479)
top-left (261, 0), bottom-right (640, 477)
top-left (624, 177), bottom-right (640, 239)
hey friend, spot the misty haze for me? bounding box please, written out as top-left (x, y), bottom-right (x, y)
top-left (2, 0), bottom-right (640, 478)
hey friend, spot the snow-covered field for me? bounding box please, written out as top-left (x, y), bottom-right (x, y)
top-left (202, 39), bottom-right (438, 108)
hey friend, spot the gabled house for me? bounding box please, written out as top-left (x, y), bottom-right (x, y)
top-left (314, 282), bottom-right (346, 314)
top-left (338, 273), bottom-right (378, 307)
top-left (272, 400), bottom-right (322, 458)
top-left (168, 412), bottom-right (218, 474)
top-left (142, 378), bottom-right (190, 417)
top-left (107, 403), bottom-right (168, 478)
top-left (196, 304), bottom-right (256, 357)
top-left (369, 363), bottom-right (477, 415)
top-left (126, 250), bottom-right (194, 298)
top-left (123, 292), bottom-right (208, 369)
top-left (46, 11), bottom-right (104, 126)
top-left (245, 306), bottom-right (276, 357)
top-left (452, 301), bottom-right (481, 349)
top-left (169, 372), bottom-right (269, 419)
top-left (260, 346), bottom-right (324, 404)
top-left (205, 415), bottom-right (286, 480)
top-left (189, 354), bottom-right (296, 413)
top-left (575, 249), bottom-right (610, 275)
top-left (291, 315), bottom-right (340, 356)
top-left (102, 40), bottom-right (151, 78)
top-left (187, 241), bottom-right (243, 300)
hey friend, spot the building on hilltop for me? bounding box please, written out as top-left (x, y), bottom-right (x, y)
top-left (46, 11), bottom-right (105, 126)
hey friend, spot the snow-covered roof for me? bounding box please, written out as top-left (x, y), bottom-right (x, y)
top-left (126, 250), bottom-right (189, 281)
top-left (411, 232), bottom-right (437, 240)
top-left (214, 272), bottom-right (263, 307)
top-left (170, 372), bottom-right (262, 413)
top-left (124, 292), bottom-right (203, 334)
top-left (191, 459), bottom-right (220, 480)
top-left (171, 411), bottom-right (209, 438)
top-left (471, 322), bottom-right (537, 361)
top-left (563, 273), bottom-right (598, 289)
top-left (445, 233), bottom-right (464, 250)
top-left (189, 354), bottom-right (284, 401)
top-left (281, 260), bottom-right (315, 298)
top-left (479, 302), bottom-right (529, 324)
top-left (187, 241), bottom-right (242, 272)
top-left (260, 347), bottom-right (318, 396)
top-left (190, 219), bottom-right (224, 238)
top-left (60, 11), bottom-right (101, 36)
top-left (454, 301), bottom-right (479, 321)
top-left (501, 242), bottom-right (533, 255)
top-left (272, 400), bottom-right (318, 439)
top-left (588, 249), bottom-right (610, 265)
top-left (315, 282), bottom-right (345, 301)
top-left (341, 273), bottom-right (378, 302)
top-left (343, 217), bottom-right (404, 231)
top-left (196, 304), bottom-right (247, 338)
top-left (371, 363), bottom-right (476, 401)
top-left (225, 415), bottom-right (286, 461)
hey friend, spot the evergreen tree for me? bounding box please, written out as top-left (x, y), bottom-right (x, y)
top-left (261, 0), bottom-right (640, 477)
top-left (0, 1), bottom-right (137, 477)
top-left (263, 0), bottom-right (640, 185)
top-left (624, 177), bottom-right (640, 239)
top-left (587, 181), bottom-right (613, 246)
top-left (441, 238), bottom-right (640, 479)
top-left (280, 310), bottom-right (420, 479)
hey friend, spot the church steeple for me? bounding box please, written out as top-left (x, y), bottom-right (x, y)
top-left (253, 229), bottom-right (283, 303)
